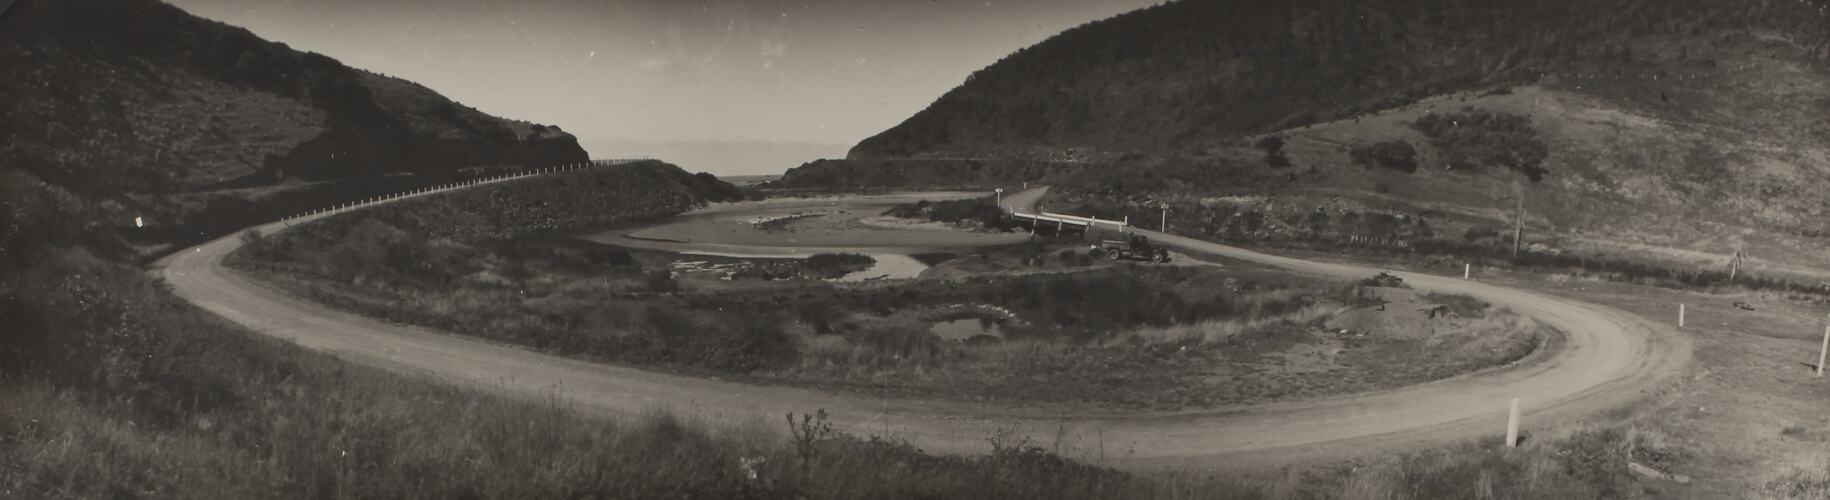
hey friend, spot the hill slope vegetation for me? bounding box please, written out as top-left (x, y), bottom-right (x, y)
top-left (0, 0), bottom-right (588, 254)
top-left (784, 0), bottom-right (1830, 274)
top-left (850, 0), bottom-right (1830, 160)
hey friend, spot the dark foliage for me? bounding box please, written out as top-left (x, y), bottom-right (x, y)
top-left (643, 269), bottom-right (677, 293)
top-left (852, 0), bottom-right (1830, 159)
top-left (1358, 272), bottom-right (1407, 288)
top-left (1350, 140), bottom-right (1420, 173)
top-left (799, 253), bottom-right (877, 279)
top-left (883, 196), bottom-right (1011, 230)
top-left (0, 0), bottom-right (595, 257)
top-left (1256, 135), bottom-right (1292, 168)
top-left (1411, 110), bottom-right (1550, 181)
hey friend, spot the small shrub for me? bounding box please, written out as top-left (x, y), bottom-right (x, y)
top-left (1350, 141), bottom-right (1419, 173)
top-left (786, 409), bottom-right (837, 479)
top-left (800, 253), bottom-right (875, 279)
top-left (643, 269), bottom-right (677, 292)
top-left (1255, 135), bottom-right (1286, 157)
top-left (798, 301), bottom-right (836, 335)
top-left (1256, 135), bottom-right (1292, 168)
top-left (1359, 271), bottom-right (1406, 288)
top-left (1420, 292), bottom-right (1489, 318)
top-left (586, 245), bottom-right (634, 266)
top-left (1464, 226), bottom-right (1502, 241)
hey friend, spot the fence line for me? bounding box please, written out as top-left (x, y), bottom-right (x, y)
top-left (277, 158), bottom-right (648, 226)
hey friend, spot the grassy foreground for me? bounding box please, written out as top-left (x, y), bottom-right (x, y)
top-left (16, 239), bottom-right (1811, 497)
top-left (2, 250), bottom-right (1153, 498)
top-left (0, 254), bottom-right (1721, 499)
top-left (7, 176), bottom-right (1814, 497)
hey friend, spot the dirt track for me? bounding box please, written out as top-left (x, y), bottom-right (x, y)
top-left (154, 186), bottom-right (1690, 469)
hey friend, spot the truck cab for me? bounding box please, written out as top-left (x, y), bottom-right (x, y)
top-left (1090, 233), bottom-right (1170, 263)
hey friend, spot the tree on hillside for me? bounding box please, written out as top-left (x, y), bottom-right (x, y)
top-left (1256, 135), bottom-right (1291, 168)
top-left (1350, 141), bottom-right (1419, 173)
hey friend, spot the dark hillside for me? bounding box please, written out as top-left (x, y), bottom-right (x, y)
top-left (851, 0), bottom-right (1830, 160)
top-left (0, 0), bottom-right (587, 254)
top-left (793, 0), bottom-right (1830, 275)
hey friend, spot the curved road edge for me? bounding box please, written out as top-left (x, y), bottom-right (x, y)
top-left (153, 185), bottom-right (1691, 469)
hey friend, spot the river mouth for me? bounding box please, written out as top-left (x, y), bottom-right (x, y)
top-left (666, 249), bottom-right (934, 281)
top-left (577, 194), bottom-right (1017, 281)
top-left (837, 253), bottom-right (928, 281)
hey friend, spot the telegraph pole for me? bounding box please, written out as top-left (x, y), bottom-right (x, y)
top-left (1160, 203), bottom-right (1169, 233)
top-left (1818, 313), bottom-right (1828, 377)
top-left (1512, 182), bottom-right (1525, 259)
top-left (1728, 244), bottom-right (1745, 282)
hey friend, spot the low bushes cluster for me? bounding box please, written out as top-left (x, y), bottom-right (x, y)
top-left (799, 253), bottom-right (877, 279)
top-left (1359, 271), bottom-right (1407, 288)
top-left (1412, 108), bottom-right (1550, 181)
top-left (882, 196), bottom-right (1010, 230)
top-left (1256, 135), bottom-right (1292, 168)
top-left (727, 257), bottom-right (874, 281)
top-left (1054, 248), bottom-right (1094, 267)
top-left (1350, 140), bottom-right (1419, 173)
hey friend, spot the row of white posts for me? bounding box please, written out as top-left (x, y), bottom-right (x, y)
top-left (1453, 264), bottom-right (1527, 447)
top-left (1677, 302), bottom-right (1828, 377)
top-left (1002, 192), bottom-right (1830, 445)
top-left (1450, 262), bottom-right (1830, 448)
top-left (278, 159), bottom-right (647, 225)
top-left (1465, 265), bottom-right (1828, 380)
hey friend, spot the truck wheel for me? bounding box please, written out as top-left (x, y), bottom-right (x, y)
top-left (1108, 250), bottom-right (1123, 261)
top-left (1151, 251), bottom-right (1169, 263)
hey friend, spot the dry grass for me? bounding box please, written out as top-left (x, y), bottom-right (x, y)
top-left (3, 248), bottom-right (1158, 499)
top-left (0, 377), bottom-right (1174, 499)
top-left (0, 247), bottom-right (1739, 499)
top-left (1764, 456), bottom-right (1830, 500)
top-left (1126, 303), bottom-right (1347, 344)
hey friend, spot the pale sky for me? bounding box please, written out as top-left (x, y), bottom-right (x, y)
top-left (168, 0), bottom-right (1159, 172)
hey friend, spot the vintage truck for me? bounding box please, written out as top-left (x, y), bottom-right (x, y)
top-left (1089, 234), bottom-right (1170, 263)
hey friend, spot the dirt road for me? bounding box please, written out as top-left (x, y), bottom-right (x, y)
top-left (155, 186), bottom-right (1689, 469)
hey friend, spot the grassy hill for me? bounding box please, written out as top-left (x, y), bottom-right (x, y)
top-left (848, 0), bottom-right (1830, 159)
top-left (0, 0), bottom-right (588, 256)
top-left (783, 0), bottom-right (1830, 277)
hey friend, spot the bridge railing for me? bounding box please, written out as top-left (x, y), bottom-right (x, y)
top-left (1011, 211), bottom-right (1128, 228)
top-left (1010, 207), bottom-right (1119, 236)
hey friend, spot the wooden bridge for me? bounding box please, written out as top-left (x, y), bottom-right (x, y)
top-left (1010, 211), bottom-right (1129, 234)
